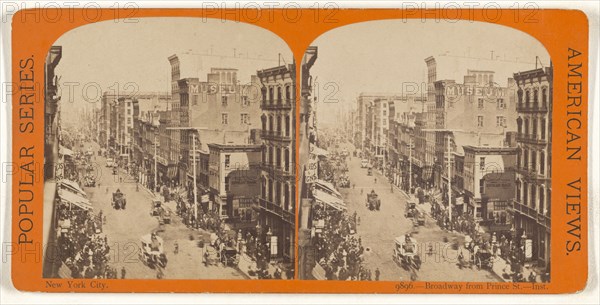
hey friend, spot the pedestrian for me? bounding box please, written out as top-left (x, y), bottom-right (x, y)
top-left (120, 266), bottom-right (126, 279)
top-left (375, 268), bottom-right (380, 281)
top-left (174, 241), bottom-right (179, 254)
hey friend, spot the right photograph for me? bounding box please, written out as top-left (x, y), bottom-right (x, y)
top-left (298, 20), bottom-right (552, 283)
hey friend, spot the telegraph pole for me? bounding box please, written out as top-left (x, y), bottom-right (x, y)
top-left (409, 137), bottom-right (413, 194)
top-left (423, 128), bottom-right (463, 224)
top-left (166, 127), bottom-right (209, 226)
top-left (154, 133), bottom-right (158, 193)
top-left (192, 132), bottom-right (198, 222)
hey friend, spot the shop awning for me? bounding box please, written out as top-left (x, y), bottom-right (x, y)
top-left (311, 146), bottom-right (329, 158)
top-left (315, 179), bottom-right (342, 198)
top-left (59, 179), bottom-right (87, 198)
top-left (59, 145), bottom-right (73, 156)
top-left (58, 189), bottom-right (92, 210)
top-left (58, 262), bottom-right (73, 279)
top-left (313, 189), bottom-right (346, 211)
top-left (311, 264), bottom-right (327, 280)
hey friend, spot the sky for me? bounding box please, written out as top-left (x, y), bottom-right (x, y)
top-left (308, 20), bottom-right (551, 127)
top-left (53, 18), bottom-right (292, 122)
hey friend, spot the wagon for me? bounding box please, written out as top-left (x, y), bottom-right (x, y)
top-left (393, 235), bottom-right (422, 271)
top-left (140, 233), bottom-right (168, 269)
top-left (221, 247), bottom-right (239, 267)
top-left (475, 249), bottom-right (494, 270)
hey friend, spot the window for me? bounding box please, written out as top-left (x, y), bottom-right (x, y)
top-left (221, 113), bottom-right (228, 125)
top-left (531, 185), bottom-right (537, 208)
top-left (127, 109), bottom-right (131, 115)
top-left (539, 187), bottom-right (545, 214)
top-left (221, 95), bottom-right (228, 106)
top-left (540, 152), bottom-right (545, 175)
top-left (532, 119), bottom-right (538, 137)
top-left (497, 98), bottom-right (506, 109)
top-left (277, 87), bottom-right (282, 103)
top-left (192, 95), bottom-right (199, 106)
top-left (541, 119), bottom-right (546, 140)
top-left (225, 176), bottom-right (230, 191)
top-left (240, 113), bottom-right (249, 125)
top-left (269, 87), bottom-right (274, 104)
top-left (480, 157), bottom-right (486, 171)
top-left (127, 118), bottom-right (131, 124)
top-left (523, 182), bottom-right (529, 206)
top-left (542, 88), bottom-right (548, 108)
top-left (241, 96), bottom-right (249, 107)
top-left (478, 98), bottom-right (484, 109)
top-left (477, 116), bottom-right (484, 127)
top-left (383, 110), bottom-right (387, 116)
top-left (224, 154), bottom-right (230, 169)
top-left (496, 116), bottom-right (506, 127)
top-left (479, 179), bottom-right (485, 194)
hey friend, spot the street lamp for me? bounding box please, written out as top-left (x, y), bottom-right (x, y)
top-left (422, 128), bottom-right (463, 224)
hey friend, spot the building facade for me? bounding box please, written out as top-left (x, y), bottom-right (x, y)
top-left (257, 63), bottom-right (296, 262)
top-left (208, 144), bottom-right (262, 224)
top-left (512, 66), bottom-right (552, 268)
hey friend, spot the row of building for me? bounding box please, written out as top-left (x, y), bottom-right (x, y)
top-left (346, 55), bottom-right (552, 269)
top-left (94, 53), bottom-right (309, 262)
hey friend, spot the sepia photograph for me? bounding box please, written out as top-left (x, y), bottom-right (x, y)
top-left (298, 20), bottom-right (552, 282)
top-left (42, 18), bottom-right (296, 280)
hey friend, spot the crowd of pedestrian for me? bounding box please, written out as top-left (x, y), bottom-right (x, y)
top-left (55, 200), bottom-right (116, 279)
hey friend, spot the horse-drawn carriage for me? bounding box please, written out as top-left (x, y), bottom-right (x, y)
top-left (140, 233), bottom-right (168, 269)
top-left (150, 200), bottom-right (163, 216)
top-left (393, 235), bottom-right (422, 272)
top-left (221, 246), bottom-right (239, 267)
top-left (366, 190), bottom-right (381, 211)
top-left (112, 190), bottom-right (126, 210)
top-left (405, 200), bottom-right (418, 218)
top-left (474, 248), bottom-right (494, 270)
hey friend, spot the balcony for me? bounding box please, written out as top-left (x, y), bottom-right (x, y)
top-left (516, 166), bottom-right (549, 181)
top-left (261, 99), bottom-right (293, 111)
top-left (260, 162), bottom-right (295, 177)
top-left (512, 201), bottom-right (550, 228)
top-left (516, 133), bottom-right (548, 145)
top-left (261, 130), bottom-right (293, 142)
top-left (257, 197), bottom-right (295, 225)
top-left (516, 103), bottom-right (548, 113)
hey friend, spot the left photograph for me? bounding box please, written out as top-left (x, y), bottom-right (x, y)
top-left (42, 18), bottom-right (296, 280)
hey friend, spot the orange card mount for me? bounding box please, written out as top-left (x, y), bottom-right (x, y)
top-left (10, 7), bottom-right (589, 293)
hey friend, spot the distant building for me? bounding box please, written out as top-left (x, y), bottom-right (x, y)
top-left (169, 54), bottom-right (263, 204)
top-left (512, 65), bottom-right (552, 268)
top-left (424, 55), bottom-right (535, 189)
